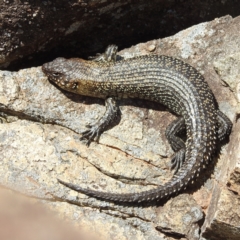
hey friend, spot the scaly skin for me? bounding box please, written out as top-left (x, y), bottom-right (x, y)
top-left (42, 45), bottom-right (232, 203)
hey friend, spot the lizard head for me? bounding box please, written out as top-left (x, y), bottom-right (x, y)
top-left (42, 57), bottom-right (108, 98)
top-left (42, 57), bottom-right (79, 92)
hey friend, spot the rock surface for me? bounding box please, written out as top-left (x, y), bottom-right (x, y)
top-left (0, 15), bottom-right (240, 240)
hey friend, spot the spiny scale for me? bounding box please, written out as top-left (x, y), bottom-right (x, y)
top-left (42, 45), bottom-right (232, 203)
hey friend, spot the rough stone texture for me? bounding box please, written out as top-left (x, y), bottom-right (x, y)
top-left (201, 119), bottom-right (240, 240)
top-left (1, 0), bottom-right (240, 69)
top-left (0, 15), bottom-right (240, 239)
top-left (155, 194), bottom-right (203, 240)
top-left (201, 187), bottom-right (240, 240)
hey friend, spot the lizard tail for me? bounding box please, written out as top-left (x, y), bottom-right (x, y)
top-left (57, 162), bottom-right (200, 203)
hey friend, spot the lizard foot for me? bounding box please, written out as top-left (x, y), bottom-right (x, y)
top-left (171, 148), bottom-right (185, 174)
top-left (80, 124), bottom-right (101, 146)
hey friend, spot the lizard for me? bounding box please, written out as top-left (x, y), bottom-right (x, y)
top-left (42, 44), bottom-right (232, 203)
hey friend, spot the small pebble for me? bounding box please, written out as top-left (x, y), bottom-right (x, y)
top-left (148, 44), bottom-right (156, 52)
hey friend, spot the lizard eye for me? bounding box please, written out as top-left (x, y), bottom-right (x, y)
top-left (52, 72), bottom-right (60, 77)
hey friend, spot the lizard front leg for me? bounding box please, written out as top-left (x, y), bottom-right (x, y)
top-left (80, 97), bottom-right (119, 146)
top-left (81, 45), bottom-right (120, 145)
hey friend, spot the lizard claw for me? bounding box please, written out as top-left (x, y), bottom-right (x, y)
top-left (80, 124), bottom-right (101, 146)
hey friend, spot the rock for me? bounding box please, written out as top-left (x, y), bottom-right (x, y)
top-left (201, 187), bottom-right (240, 240)
top-left (201, 119), bottom-right (240, 240)
top-left (156, 194), bottom-right (203, 240)
top-left (0, 15), bottom-right (240, 239)
top-left (213, 53), bottom-right (240, 102)
top-left (1, 1), bottom-right (240, 69)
